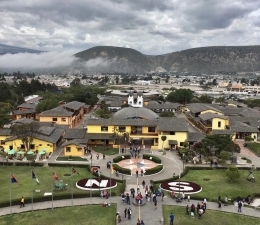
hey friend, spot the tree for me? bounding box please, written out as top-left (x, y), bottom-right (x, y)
top-left (0, 102), bottom-right (12, 127)
top-left (70, 78), bottom-right (81, 87)
top-left (193, 142), bottom-right (203, 161)
top-left (159, 111), bottom-right (174, 117)
top-left (161, 135), bottom-right (167, 155)
top-left (36, 99), bottom-right (59, 113)
top-left (11, 122), bottom-right (39, 151)
top-left (198, 95), bottom-right (212, 104)
top-left (201, 134), bottom-right (234, 155)
top-left (166, 89), bottom-right (194, 104)
top-left (219, 150), bottom-right (229, 162)
top-left (226, 165), bottom-right (240, 181)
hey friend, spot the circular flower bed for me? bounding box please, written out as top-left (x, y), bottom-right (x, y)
top-left (76, 178), bottom-right (117, 191)
top-left (161, 180), bottom-right (202, 194)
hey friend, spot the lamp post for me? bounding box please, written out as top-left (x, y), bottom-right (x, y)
top-left (124, 137), bottom-right (127, 154)
top-left (182, 153), bottom-right (185, 171)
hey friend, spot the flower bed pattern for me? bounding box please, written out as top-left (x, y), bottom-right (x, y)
top-left (76, 178), bottom-right (117, 191)
top-left (160, 180), bottom-right (202, 194)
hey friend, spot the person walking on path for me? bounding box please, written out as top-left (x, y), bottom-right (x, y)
top-left (96, 153), bottom-right (99, 160)
top-left (20, 197), bottom-right (25, 208)
top-left (170, 213), bottom-right (174, 225)
top-left (142, 180), bottom-right (145, 189)
top-left (238, 201), bottom-right (242, 212)
top-left (127, 207), bottom-right (132, 219)
top-left (161, 192), bottom-right (165, 202)
top-left (154, 199), bottom-right (157, 209)
top-left (124, 208), bottom-right (127, 219)
top-left (103, 154), bottom-right (105, 160)
top-left (136, 170), bottom-right (138, 178)
top-left (186, 205), bottom-right (189, 215)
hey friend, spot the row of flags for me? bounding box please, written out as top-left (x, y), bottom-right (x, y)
top-left (11, 167), bottom-right (80, 184)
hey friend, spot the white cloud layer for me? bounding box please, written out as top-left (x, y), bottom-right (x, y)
top-left (0, 0), bottom-right (260, 55)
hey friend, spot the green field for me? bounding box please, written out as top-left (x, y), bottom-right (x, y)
top-left (246, 142), bottom-right (260, 156)
top-left (0, 205), bottom-right (116, 225)
top-left (93, 147), bottom-right (119, 155)
top-left (181, 169), bottom-right (260, 202)
top-left (163, 205), bottom-right (260, 225)
top-left (0, 166), bottom-right (123, 206)
top-left (56, 156), bottom-right (88, 161)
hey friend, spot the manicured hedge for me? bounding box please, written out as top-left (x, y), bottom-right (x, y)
top-left (145, 165), bottom-right (163, 175)
top-left (112, 163), bottom-right (131, 175)
top-left (15, 162), bottom-right (44, 167)
top-left (113, 154), bottom-right (130, 163)
top-left (48, 163), bottom-right (90, 169)
top-left (143, 154), bottom-right (161, 163)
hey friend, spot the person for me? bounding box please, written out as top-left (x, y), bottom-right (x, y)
top-left (115, 170), bottom-right (119, 177)
top-left (218, 199), bottom-right (222, 208)
top-left (203, 198), bottom-right (207, 209)
top-left (141, 169), bottom-right (144, 176)
top-left (124, 208), bottom-right (127, 219)
top-left (127, 207), bottom-right (132, 219)
top-left (103, 153), bottom-right (105, 160)
top-left (140, 220), bottom-right (145, 225)
top-left (210, 160), bottom-right (213, 167)
top-left (186, 204), bottom-right (189, 215)
top-left (96, 153), bottom-right (99, 160)
top-left (121, 193), bottom-right (126, 204)
top-left (170, 213), bottom-right (174, 225)
top-left (126, 193), bottom-right (130, 205)
top-left (247, 195), bottom-right (251, 205)
top-left (154, 198), bottom-right (157, 209)
top-left (142, 180), bottom-right (145, 189)
top-left (198, 208), bottom-right (203, 219)
top-left (238, 201), bottom-right (242, 212)
top-left (182, 192), bottom-right (186, 201)
top-left (187, 195), bottom-right (190, 202)
top-left (171, 190), bottom-right (175, 199)
top-left (20, 197), bottom-right (25, 208)
top-left (137, 218), bottom-right (141, 225)
top-left (224, 195), bottom-right (228, 206)
top-left (131, 188), bottom-right (135, 198)
top-left (136, 170), bottom-right (138, 178)
top-left (162, 191), bottom-right (165, 202)
top-left (190, 204), bottom-right (195, 218)
top-left (100, 191), bottom-right (104, 198)
top-left (197, 202), bottom-right (200, 214)
top-left (116, 212), bottom-right (121, 223)
top-left (103, 190), bottom-right (108, 199)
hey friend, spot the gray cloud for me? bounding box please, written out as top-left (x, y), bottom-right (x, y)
top-left (0, 0), bottom-right (259, 56)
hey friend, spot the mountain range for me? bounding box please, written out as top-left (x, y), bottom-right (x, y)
top-left (1, 43), bottom-right (260, 73)
top-left (0, 43), bottom-right (43, 55)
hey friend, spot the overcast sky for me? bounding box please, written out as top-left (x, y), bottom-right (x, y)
top-left (1, 0), bottom-right (260, 55)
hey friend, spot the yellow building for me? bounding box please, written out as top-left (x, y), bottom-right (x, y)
top-left (1, 126), bottom-right (64, 153)
top-left (85, 107), bottom-right (190, 150)
top-left (61, 139), bottom-right (88, 156)
top-left (39, 101), bottom-right (85, 128)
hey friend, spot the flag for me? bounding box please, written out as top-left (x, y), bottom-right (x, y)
top-left (52, 171), bottom-right (59, 181)
top-left (32, 171), bottom-right (40, 185)
top-left (72, 167), bottom-right (80, 175)
top-left (111, 166), bottom-right (115, 174)
top-left (11, 174), bottom-right (18, 183)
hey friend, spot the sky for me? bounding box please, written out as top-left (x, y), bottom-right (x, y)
top-left (0, 0), bottom-right (260, 56)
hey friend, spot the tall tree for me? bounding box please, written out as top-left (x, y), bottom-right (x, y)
top-left (11, 122), bottom-right (39, 151)
top-left (166, 89), bottom-right (194, 104)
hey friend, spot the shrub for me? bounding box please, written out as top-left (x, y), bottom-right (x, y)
top-left (220, 150), bottom-right (229, 162)
top-left (226, 165), bottom-right (241, 181)
top-left (48, 163), bottom-right (90, 169)
top-left (145, 165), bottom-right (163, 175)
top-left (245, 136), bottom-right (254, 142)
top-left (113, 154), bottom-right (130, 163)
top-left (143, 154), bottom-right (162, 163)
top-left (112, 163), bottom-right (131, 175)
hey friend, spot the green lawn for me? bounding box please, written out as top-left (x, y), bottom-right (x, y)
top-left (0, 166), bottom-right (123, 206)
top-left (246, 142), bottom-right (260, 156)
top-left (0, 205), bottom-right (116, 225)
top-left (56, 156), bottom-right (88, 161)
top-left (181, 169), bottom-right (260, 202)
top-left (93, 147), bottom-right (119, 155)
top-left (163, 205), bottom-right (260, 225)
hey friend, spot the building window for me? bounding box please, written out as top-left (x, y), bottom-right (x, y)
top-left (218, 121), bottom-right (221, 128)
top-left (180, 142), bottom-right (184, 146)
top-left (21, 144), bottom-right (25, 149)
top-left (148, 127), bottom-right (155, 132)
top-left (101, 126), bottom-right (108, 132)
top-left (77, 147), bottom-right (82, 152)
top-left (119, 126), bottom-right (126, 132)
top-left (52, 118), bottom-right (57, 122)
top-left (30, 144), bottom-right (35, 149)
top-left (170, 132), bottom-right (175, 135)
top-left (66, 147), bottom-right (71, 152)
top-left (61, 118), bottom-right (66, 122)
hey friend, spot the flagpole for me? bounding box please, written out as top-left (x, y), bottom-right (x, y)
top-left (71, 167), bottom-right (73, 206)
top-left (109, 168), bottom-right (111, 204)
top-left (31, 170), bottom-right (34, 212)
top-left (10, 172), bottom-right (12, 215)
top-left (51, 170), bottom-right (53, 210)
